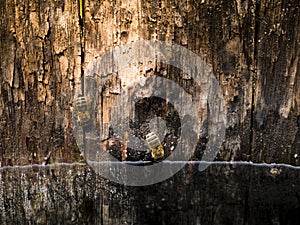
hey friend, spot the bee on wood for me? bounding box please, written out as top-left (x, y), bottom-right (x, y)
top-left (75, 96), bottom-right (91, 127)
top-left (145, 132), bottom-right (164, 159)
top-left (269, 167), bottom-right (280, 176)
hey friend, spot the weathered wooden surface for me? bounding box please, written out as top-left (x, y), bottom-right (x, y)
top-left (0, 0), bottom-right (82, 165)
top-left (0, 164), bottom-right (299, 225)
top-left (0, 0), bottom-right (299, 224)
top-left (1, 0), bottom-right (299, 165)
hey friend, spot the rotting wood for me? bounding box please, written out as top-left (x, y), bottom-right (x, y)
top-left (0, 0), bottom-right (299, 166)
top-left (0, 1), bottom-right (299, 224)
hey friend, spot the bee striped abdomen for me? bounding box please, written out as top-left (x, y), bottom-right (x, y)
top-left (75, 96), bottom-right (91, 127)
top-left (145, 132), bottom-right (164, 159)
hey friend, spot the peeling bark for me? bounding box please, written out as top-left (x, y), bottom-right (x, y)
top-left (0, 0), bottom-right (82, 165)
top-left (0, 0), bottom-right (299, 224)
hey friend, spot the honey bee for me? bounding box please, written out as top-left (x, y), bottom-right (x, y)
top-left (75, 96), bottom-right (91, 127)
top-left (145, 132), bottom-right (164, 159)
top-left (269, 167), bottom-right (280, 176)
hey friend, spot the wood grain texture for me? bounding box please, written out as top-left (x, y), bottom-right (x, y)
top-left (0, 0), bottom-right (82, 165)
top-left (0, 0), bottom-right (299, 166)
top-left (0, 1), bottom-right (299, 224)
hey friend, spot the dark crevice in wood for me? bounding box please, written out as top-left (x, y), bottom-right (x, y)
top-left (250, 0), bottom-right (261, 162)
top-left (10, 37), bottom-right (17, 136)
top-left (78, 0), bottom-right (87, 155)
top-left (243, 1), bottom-right (261, 225)
top-left (79, 0), bottom-right (85, 94)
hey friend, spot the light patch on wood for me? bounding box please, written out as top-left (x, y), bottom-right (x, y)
top-left (53, 9), bottom-right (70, 54)
top-left (279, 55), bottom-right (298, 118)
top-left (37, 83), bottom-right (47, 103)
top-left (8, 63), bottom-right (14, 87)
top-left (59, 56), bottom-right (69, 79)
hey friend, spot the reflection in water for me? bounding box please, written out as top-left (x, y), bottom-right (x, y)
top-left (0, 162), bottom-right (299, 225)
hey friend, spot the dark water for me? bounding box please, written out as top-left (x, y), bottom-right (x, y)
top-left (0, 162), bottom-right (299, 225)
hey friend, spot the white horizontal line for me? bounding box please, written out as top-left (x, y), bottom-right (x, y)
top-left (0, 161), bottom-right (300, 172)
top-left (0, 162), bottom-right (86, 172)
